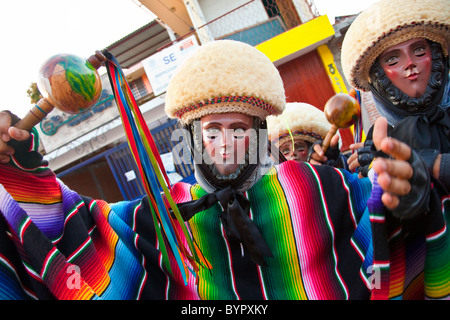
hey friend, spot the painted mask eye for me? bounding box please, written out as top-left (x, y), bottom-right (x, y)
top-left (233, 128), bottom-right (246, 139)
top-left (205, 127), bottom-right (220, 140)
top-left (280, 147), bottom-right (290, 155)
top-left (384, 54), bottom-right (399, 66)
top-left (414, 46), bottom-right (427, 57)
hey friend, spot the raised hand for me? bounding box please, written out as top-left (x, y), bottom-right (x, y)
top-left (371, 117), bottom-right (414, 210)
top-left (0, 111), bottom-right (30, 163)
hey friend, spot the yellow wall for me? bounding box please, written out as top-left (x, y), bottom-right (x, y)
top-left (256, 15), bottom-right (335, 64)
top-left (256, 15), bottom-right (347, 96)
top-left (316, 44), bottom-right (348, 94)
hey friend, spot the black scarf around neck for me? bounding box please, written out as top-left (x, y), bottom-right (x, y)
top-left (177, 186), bottom-right (273, 266)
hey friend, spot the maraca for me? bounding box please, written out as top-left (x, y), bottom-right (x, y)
top-left (321, 90), bottom-right (360, 153)
top-left (15, 51), bottom-right (107, 131)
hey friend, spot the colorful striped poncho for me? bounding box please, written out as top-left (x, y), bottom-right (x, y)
top-left (0, 131), bottom-right (448, 299)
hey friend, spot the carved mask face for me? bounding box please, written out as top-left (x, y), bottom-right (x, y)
top-left (278, 139), bottom-right (309, 162)
top-left (379, 38), bottom-right (432, 98)
top-left (201, 112), bottom-right (254, 176)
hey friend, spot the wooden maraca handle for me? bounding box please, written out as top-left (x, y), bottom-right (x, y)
top-left (15, 99), bottom-right (55, 131)
top-left (15, 51), bottom-right (107, 132)
top-left (87, 50), bottom-right (107, 69)
top-left (321, 124), bottom-right (338, 154)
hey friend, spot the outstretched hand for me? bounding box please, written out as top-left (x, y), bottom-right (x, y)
top-left (0, 111), bottom-right (30, 163)
top-left (371, 117), bottom-right (413, 210)
top-left (347, 141), bottom-right (365, 171)
top-left (308, 134), bottom-right (340, 165)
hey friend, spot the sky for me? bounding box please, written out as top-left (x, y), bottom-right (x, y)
top-left (0, 0), bottom-right (378, 118)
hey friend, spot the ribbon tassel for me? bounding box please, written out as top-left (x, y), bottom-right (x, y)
top-left (102, 50), bottom-right (208, 284)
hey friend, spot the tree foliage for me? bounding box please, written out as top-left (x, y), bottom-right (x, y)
top-left (27, 82), bottom-right (43, 104)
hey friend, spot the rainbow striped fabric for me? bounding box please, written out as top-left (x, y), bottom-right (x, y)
top-left (0, 132), bottom-right (448, 299)
top-left (0, 130), bottom-right (181, 299)
top-left (169, 161), bottom-right (374, 299)
top-left (367, 176), bottom-right (450, 300)
top-left (165, 161), bottom-right (450, 300)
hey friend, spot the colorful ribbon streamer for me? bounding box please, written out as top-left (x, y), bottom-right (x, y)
top-left (102, 51), bottom-right (208, 284)
top-left (349, 88), bottom-right (363, 145)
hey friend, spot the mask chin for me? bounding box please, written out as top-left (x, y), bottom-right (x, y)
top-left (207, 152), bottom-right (250, 181)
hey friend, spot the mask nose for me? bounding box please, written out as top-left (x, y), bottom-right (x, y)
top-left (220, 129), bottom-right (234, 149)
top-left (285, 150), bottom-right (295, 161)
top-left (404, 53), bottom-right (418, 72)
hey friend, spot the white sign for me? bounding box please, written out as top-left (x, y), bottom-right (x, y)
top-left (125, 170), bottom-right (137, 182)
top-left (142, 35), bottom-right (199, 96)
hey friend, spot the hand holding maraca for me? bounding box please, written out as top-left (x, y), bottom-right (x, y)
top-left (307, 90), bottom-right (360, 165)
top-left (321, 90), bottom-right (361, 153)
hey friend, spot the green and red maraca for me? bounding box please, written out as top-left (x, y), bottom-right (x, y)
top-left (16, 51), bottom-right (106, 131)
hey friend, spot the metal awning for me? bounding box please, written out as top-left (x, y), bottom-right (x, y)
top-left (105, 20), bottom-right (172, 69)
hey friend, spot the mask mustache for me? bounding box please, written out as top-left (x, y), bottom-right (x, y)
top-left (405, 66), bottom-right (419, 77)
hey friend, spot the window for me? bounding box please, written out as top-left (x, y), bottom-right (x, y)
top-left (129, 78), bottom-right (149, 100)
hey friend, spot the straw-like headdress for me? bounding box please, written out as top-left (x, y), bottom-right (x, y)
top-left (165, 40), bottom-right (286, 125)
top-left (267, 102), bottom-right (331, 146)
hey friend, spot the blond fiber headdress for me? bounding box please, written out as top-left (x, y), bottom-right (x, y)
top-left (267, 102), bottom-right (331, 146)
top-left (165, 40), bottom-right (286, 125)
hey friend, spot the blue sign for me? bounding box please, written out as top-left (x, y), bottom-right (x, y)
top-left (40, 90), bottom-right (114, 136)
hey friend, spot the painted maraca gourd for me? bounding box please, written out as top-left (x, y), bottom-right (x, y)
top-left (16, 51), bottom-right (106, 131)
top-left (321, 92), bottom-right (360, 153)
